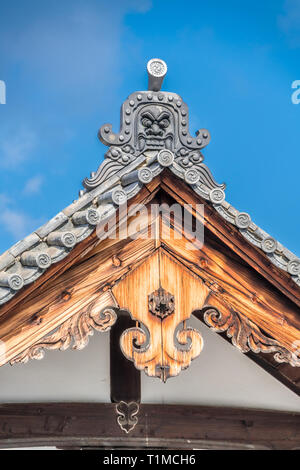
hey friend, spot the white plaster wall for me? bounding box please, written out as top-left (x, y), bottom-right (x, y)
top-left (0, 316), bottom-right (299, 412)
top-left (142, 317), bottom-right (300, 412)
top-left (0, 332), bottom-right (111, 403)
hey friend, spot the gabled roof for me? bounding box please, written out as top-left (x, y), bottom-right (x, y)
top-left (0, 58), bottom-right (299, 394)
top-left (0, 89), bottom-right (299, 306)
top-left (0, 178), bottom-right (299, 390)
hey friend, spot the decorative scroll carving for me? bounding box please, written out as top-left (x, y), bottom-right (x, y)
top-left (113, 250), bottom-right (209, 381)
top-left (203, 306), bottom-right (300, 367)
top-left (11, 302), bottom-right (117, 364)
top-left (148, 287), bottom-right (175, 319)
top-left (116, 401), bottom-right (139, 434)
top-left (120, 320), bottom-right (203, 382)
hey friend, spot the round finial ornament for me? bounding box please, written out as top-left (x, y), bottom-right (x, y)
top-left (147, 58), bottom-right (167, 77)
top-left (235, 212), bottom-right (251, 229)
top-left (147, 58), bottom-right (167, 92)
top-left (210, 188), bottom-right (225, 205)
top-left (184, 168), bottom-right (200, 185)
top-left (261, 237), bottom-right (277, 254)
top-left (287, 259), bottom-right (300, 276)
top-left (8, 274), bottom-right (24, 291)
top-left (86, 208), bottom-right (101, 225)
top-left (112, 189), bottom-right (127, 206)
top-left (61, 232), bottom-right (77, 249)
top-left (138, 167), bottom-right (153, 184)
top-left (157, 149), bottom-right (174, 167)
top-left (36, 253), bottom-right (52, 269)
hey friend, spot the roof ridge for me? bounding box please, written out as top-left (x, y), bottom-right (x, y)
top-left (0, 59), bottom-right (299, 305)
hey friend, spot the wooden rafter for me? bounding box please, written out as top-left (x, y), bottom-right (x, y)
top-left (159, 172), bottom-right (300, 307)
top-left (0, 191), bottom-right (160, 365)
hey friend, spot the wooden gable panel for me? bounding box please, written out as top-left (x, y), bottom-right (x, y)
top-left (159, 172), bottom-right (300, 308)
top-left (113, 249), bottom-right (209, 380)
top-left (160, 213), bottom-right (300, 352)
top-left (0, 178), bottom-right (298, 395)
top-left (0, 188), bottom-right (163, 366)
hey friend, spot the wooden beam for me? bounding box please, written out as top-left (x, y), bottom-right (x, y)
top-left (160, 171), bottom-right (300, 308)
top-left (0, 193), bottom-right (161, 366)
top-left (110, 310), bottom-right (141, 403)
top-left (0, 403), bottom-right (299, 450)
top-left (0, 232), bottom-right (157, 365)
top-left (0, 182), bottom-right (158, 320)
top-left (156, 202), bottom-right (300, 362)
top-left (158, 208), bottom-right (300, 394)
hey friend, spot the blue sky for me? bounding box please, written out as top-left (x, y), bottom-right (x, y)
top-left (0, 0), bottom-right (299, 256)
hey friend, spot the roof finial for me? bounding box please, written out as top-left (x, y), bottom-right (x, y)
top-left (147, 58), bottom-right (167, 91)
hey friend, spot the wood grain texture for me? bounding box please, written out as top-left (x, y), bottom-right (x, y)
top-left (0, 235), bottom-right (156, 365)
top-left (0, 191), bottom-right (162, 366)
top-left (1, 290), bottom-right (117, 365)
top-left (160, 171), bottom-right (300, 308)
top-left (0, 403), bottom-right (299, 450)
top-left (0, 182), bottom-right (156, 321)
top-left (159, 211), bottom-right (300, 360)
top-left (0, 177), bottom-right (298, 396)
top-left (114, 249), bottom-right (208, 380)
top-left (11, 293), bottom-right (117, 364)
top-left (203, 294), bottom-right (299, 365)
top-left (157, 199), bottom-right (300, 391)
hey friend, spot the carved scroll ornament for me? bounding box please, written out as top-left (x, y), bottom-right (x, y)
top-left (11, 298), bottom-right (117, 364)
top-left (203, 306), bottom-right (300, 367)
top-left (120, 311), bottom-right (203, 383)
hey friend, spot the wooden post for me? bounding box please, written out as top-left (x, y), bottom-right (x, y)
top-left (110, 310), bottom-right (141, 404)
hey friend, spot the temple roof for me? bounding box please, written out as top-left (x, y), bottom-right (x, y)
top-left (0, 58), bottom-right (299, 306)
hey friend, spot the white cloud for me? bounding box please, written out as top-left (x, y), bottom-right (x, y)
top-left (0, 193), bottom-right (11, 209)
top-left (0, 193), bottom-right (43, 241)
top-left (0, 129), bottom-right (37, 168)
top-left (0, 0), bottom-right (153, 178)
top-left (0, 1), bottom-right (152, 103)
top-left (0, 208), bottom-right (30, 240)
top-left (278, 0), bottom-right (300, 47)
top-left (130, 0), bottom-right (153, 12)
top-left (23, 175), bottom-right (43, 195)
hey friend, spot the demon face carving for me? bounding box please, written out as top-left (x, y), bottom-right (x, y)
top-left (137, 105), bottom-right (174, 151)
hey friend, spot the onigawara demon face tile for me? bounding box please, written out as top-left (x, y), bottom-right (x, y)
top-left (136, 104), bottom-right (175, 151)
